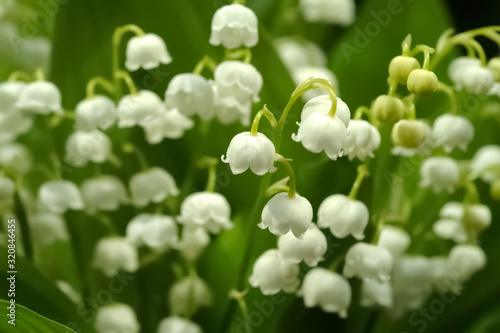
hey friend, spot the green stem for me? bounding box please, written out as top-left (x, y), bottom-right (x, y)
top-left (437, 82), bottom-right (458, 114)
top-left (401, 34), bottom-right (412, 56)
top-left (233, 0), bottom-right (246, 4)
top-left (193, 55), bottom-right (218, 75)
top-left (198, 156), bottom-right (219, 192)
top-left (275, 154), bottom-right (296, 198)
top-left (250, 106), bottom-right (278, 135)
top-left (348, 164), bottom-right (369, 200)
top-left (34, 68), bottom-right (45, 81)
top-left (464, 181), bottom-right (480, 204)
top-left (371, 217), bottom-right (385, 244)
top-left (86, 76), bottom-right (116, 98)
top-left (123, 143), bottom-right (149, 170)
top-left (7, 70), bottom-right (32, 82)
top-left (410, 45), bottom-right (434, 70)
top-left (387, 77), bottom-right (398, 96)
top-left (114, 70), bottom-right (137, 95)
top-left (229, 290), bottom-right (250, 333)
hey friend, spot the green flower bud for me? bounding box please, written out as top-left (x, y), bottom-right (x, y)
top-left (488, 57), bottom-right (500, 82)
top-left (407, 69), bottom-right (439, 96)
top-left (391, 119), bottom-right (428, 148)
top-left (388, 56), bottom-right (421, 85)
top-left (372, 95), bottom-right (405, 123)
top-left (463, 204), bottom-right (491, 231)
top-left (491, 179), bottom-right (500, 200)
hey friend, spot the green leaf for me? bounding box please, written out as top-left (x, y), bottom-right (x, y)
top-left (0, 300), bottom-right (76, 333)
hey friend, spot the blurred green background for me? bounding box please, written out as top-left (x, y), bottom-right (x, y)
top-left (1, 0), bottom-right (500, 332)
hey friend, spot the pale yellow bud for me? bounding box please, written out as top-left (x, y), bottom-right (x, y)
top-left (389, 56), bottom-right (421, 85)
top-left (391, 120), bottom-right (427, 148)
top-left (372, 95), bottom-right (405, 123)
top-left (488, 57), bottom-right (500, 82)
top-left (407, 69), bottom-right (439, 96)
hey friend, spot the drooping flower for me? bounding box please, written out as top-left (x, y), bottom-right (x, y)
top-left (178, 191), bottom-right (232, 234)
top-left (176, 225), bottom-right (210, 261)
top-left (0, 81), bottom-right (25, 112)
top-left (259, 192), bottom-right (313, 238)
top-left (28, 213), bottom-right (69, 246)
top-left (209, 4), bottom-right (258, 49)
top-left (165, 73), bottom-right (214, 120)
top-left (343, 120), bottom-right (381, 161)
top-left (388, 56), bottom-right (421, 85)
top-left (157, 316), bottom-right (202, 333)
top-left (343, 242), bottom-right (393, 282)
top-left (212, 86), bottom-right (252, 126)
top-left (300, 94), bottom-right (350, 126)
top-left (419, 157), bottom-right (460, 193)
top-left (277, 224), bottom-right (327, 267)
top-left (391, 120), bottom-right (433, 157)
top-left (65, 130), bottom-right (112, 167)
top-left (0, 109), bottom-right (33, 143)
top-left (214, 60), bottom-right (262, 103)
top-left (15, 81), bottom-right (62, 114)
top-left (125, 33), bottom-right (172, 71)
top-left (94, 303), bottom-right (140, 333)
top-left (117, 90), bottom-right (164, 128)
top-left (448, 56), bottom-right (481, 90)
top-left (169, 276), bottom-right (212, 316)
top-left (377, 226), bottom-right (411, 259)
top-left (81, 175), bottom-right (129, 214)
top-left (318, 194), bottom-right (369, 240)
top-left (446, 245), bottom-right (486, 282)
top-left (299, 0), bottom-right (355, 26)
top-left (360, 279), bottom-right (393, 308)
top-left (0, 142), bottom-right (32, 176)
top-left (37, 180), bottom-right (84, 214)
top-left (92, 237), bottom-right (139, 277)
top-left (463, 204), bottom-right (492, 231)
top-left (391, 119), bottom-right (429, 149)
top-left (126, 213), bottom-right (178, 250)
top-left (470, 145), bottom-right (500, 183)
top-left (222, 132), bottom-right (277, 175)
top-left (274, 36), bottom-right (327, 70)
top-left (75, 96), bottom-right (116, 131)
top-left (372, 95), bottom-right (405, 123)
top-left (461, 66), bottom-right (495, 94)
top-left (249, 249), bottom-right (299, 295)
top-left (406, 69), bottom-right (439, 96)
top-left (431, 114), bottom-right (474, 153)
top-left (300, 268), bottom-right (351, 317)
top-left (129, 167), bottom-right (179, 207)
top-left (432, 202), bottom-right (468, 243)
top-left (141, 108), bottom-right (194, 144)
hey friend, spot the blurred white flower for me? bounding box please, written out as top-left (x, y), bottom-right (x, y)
top-left (29, 213), bottom-right (69, 246)
top-left (318, 194), bottom-right (369, 240)
top-left (448, 56), bottom-right (481, 90)
top-left (259, 192), bottom-right (313, 238)
top-left (300, 0), bottom-right (356, 26)
top-left (16, 38), bottom-right (51, 72)
top-left (419, 157), bottom-right (459, 193)
top-left (470, 145), bottom-right (500, 183)
top-left (209, 4), bottom-right (258, 49)
top-left (222, 132), bottom-right (277, 175)
top-left (300, 268), bottom-right (351, 317)
top-left (141, 108), bottom-right (194, 144)
top-left (92, 237), bottom-right (138, 277)
top-left (343, 120), bottom-right (381, 161)
top-left (274, 37), bottom-right (327, 70)
top-left (249, 249), bottom-right (299, 295)
top-left (126, 213), bottom-right (178, 250)
top-left (169, 276), bottom-right (212, 316)
top-left (117, 90), bottom-right (164, 128)
top-left (377, 226), bottom-right (411, 259)
top-left (446, 245), bottom-right (486, 282)
top-left (129, 167), bottom-right (179, 207)
top-left (75, 96), bottom-right (116, 131)
top-left (0, 142), bottom-right (32, 176)
top-left (431, 114), bottom-right (474, 153)
top-left (212, 86), bottom-right (252, 126)
top-left (278, 224), bottom-right (327, 267)
top-left (463, 204), bottom-right (491, 231)
top-left (462, 66), bottom-right (495, 94)
top-left (16, 81), bottom-right (62, 115)
top-left (391, 121), bottom-right (432, 157)
top-left (37, 180), bottom-right (83, 214)
top-left (125, 33), bottom-right (172, 71)
top-left (433, 202), bottom-right (468, 243)
top-left (178, 191), bottom-right (232, 234)
top-left (95, 303), bottom-right (140, 333)
top-left (0, 81), bottom-right (25, 112)
top-left (215, 61), bottom-right (262, 103)
top-left (165, 73), bottom-right (214, 120)
top-left (343, 242), bottom-right (393, 282)
top-left (81, 175), bottom-right (129, 214)
top-left (0, 109), bottom-right (33, 143)
top-left (361, 279), bottom-right (392, 308)
top-left (176, 225), bottom-right (210, 261)
top-left (292, 66), bottom-right (339, 101)
top-left (65, 130), bottom-right (112, 167)
top-left (157, 316), bottom-right (202, 333)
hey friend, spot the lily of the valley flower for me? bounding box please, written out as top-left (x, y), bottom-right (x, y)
top-left (0, 81), bottom-right (25, 112)
top-left (129, 167), bottom-right (179, 207)
top-left (249, 249), bottom-right (299, 295)
top-left (214, 61), bottom-right (262, 103)
top-left (117, 90), bottom-right (164, 128)
top-left (176, 225), bottom-right (210, 261)
top-left (0, 142), bottom-right (32, 176)
top-left (125, 33), bottom-right (172, 71)
top-left (37, 180), bottom-right (84, 214)
top-left (141, 108), bottom-right (194, 144)
top-left (431, 114), bottom-right (474, 153)
top-left (277, 224), bottom-right (327, 267)
top-left (165, 73), bottom-right (214, 120)
top-left (446, 245), bottom-right (486, 282)
top-left (343, 120), bottom-right (381, 161)
top-left (433, 202), bottom-right (468, 243)
top-left (81, 175), bottom-right (129, 214)
top-left (65, 130), bottom-right (112, 167)
top-left (419, 157), bottom-right (459, 193)
top-left (292, 67), bottom-right (339, 101)
top-left (462, 66), bottom-right (495, 95)
top-left (28, 213), bottom-right (69, 246)
top-left (94, 303), bottom-right (140, 333)
top-left (15, 81), bottom-right (62, 114)
top-left (361, 279), bottom-right (393, 308)
top-left (0, 109), bottom-right (33, 143)
top-left (75, 96), bottom-right (116, 131)
top-left (448, 57), bottom-right (481, 90)
top-left (157, 316), bottom-right (202, 333)
top-left (299, 0), bottom-right (355, 26)
top-left (377, 225), bottom-right (411, 259)
top-left (470, 145), bottom-right (500, 183)
top-left (126, 213), bottom-right (178, 250)
top-left (169, 276), bottom-right (212, 316)
top-left (92, 237), bottom-right (139, 277)
top-left (209, 4), bottom-right (258, 49)
top-left (343, 242), bottom-right (393, 282)
top-left (300, 95), bottom-right (350, 125)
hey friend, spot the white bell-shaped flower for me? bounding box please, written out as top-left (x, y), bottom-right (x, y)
top-left (65, 130), bottom-right (112, 167)
top-left (117, 90), bottom-right (164, 128)
top-left (15, 81), bottom-right (62, 114)
top-left (446, 245), bottom-right (486, 282)
top-left (470, 145), bottom-right (500, 183)
top-left (300, 95), bottom-right (350, 126)
top-left (37, 180), bottom-right (83, 214)
top-left (157, 316), bottom-right (202, 333)
top-left (300, 268), bottom-right (351, 317)
top-left (141, 108), bottom-right (194, 144)
top-left (433, 202), bottom-right (468, 243)
top-left (377, 226), bottom-right (411, 259)
top-left (81, 175), bottom-right (129, 214)
top-left (448, 57), bottom-right (481, 90)
top-left (259, 192), bottom-right (313, 238)
top-left (419, 157), bottom-right (459, 193)
top-left (275, 37), bottom-right (327, 70)
top-left (431, 114), bottom-right (474, 153)
top-left (0, 177), bottom-right (15, 213)
top-left (75, 96), bottom-right (116, 131)
top-left (0, 108), bottom-right (33, 143)
top-left (0, 142), bottom-right (32, 176)
top-left (462, 66), bottom-right (495, 95)
top-left (214, 61), bottom-right (263, 103)
top-left (178, 191), bottom-right (232, 234)
top-left (0, 81), bottom-right (25, 112)
top-left (318, 194), bottom-right (369, 240)
top-left (343, 242), bottom-right (393, 282)
top-left (209, 4), bottom-right (258, 49)
top-left (361, 279), bottom-right (393, 308)
top-left (95, 303), bottom-right (140, 333)
top-left (28, 213), bottom-right (69, 246)
top-left (212, 87), bottom-right (252, 126)
top-left (125, 33), bottom-right (172, 71)
top-left (249, 249), bottom-right (299, 295)
top-left (165, 73), bottom-right (214, 120)
top-left (126, 213), bottom-right (178, 250)
top-left (129, 167), bottom-right (179, 207)
top-left (343, 120), bottom-right (381, 161)
top-left (169, 276), bottom-right (212, 316)
top-left (292, 67), bottom-right (339, 101)
top-left (277, 224), bottom-right (327, 267)
top-left (299, 0), bottom-right (355, 26)
top-left (92, 237), bottom-right (138, 277)
top-left (176, 225), bottom-right (210, 261)
top-left (463, 204), bottom-right (491, 231)
top-left (222, 132), bottom-right (277, 175)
